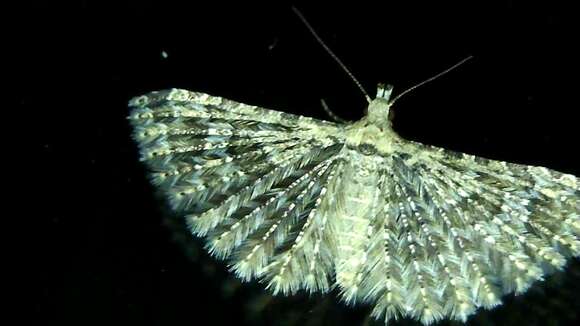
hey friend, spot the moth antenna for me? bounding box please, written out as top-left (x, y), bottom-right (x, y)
top-left (390, 55), bottom-right (474, 105)
top-left (292, 6), bottom-right (372, 104)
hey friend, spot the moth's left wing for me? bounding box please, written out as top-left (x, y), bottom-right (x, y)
top-left (129, 89), bottom-right (346, 293)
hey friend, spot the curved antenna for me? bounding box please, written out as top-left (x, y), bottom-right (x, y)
top-left (292, 6), bottom-right (372, 103)
top-left (390, 56), bottom-right (474, 105)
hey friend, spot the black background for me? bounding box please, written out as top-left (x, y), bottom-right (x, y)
top-left (23, 1), bottom-right (579, 325)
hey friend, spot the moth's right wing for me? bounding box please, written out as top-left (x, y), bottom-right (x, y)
top-left (128, 89), bottom-right (347, 294)
top-left (355, 142), bottom-right (579, 325)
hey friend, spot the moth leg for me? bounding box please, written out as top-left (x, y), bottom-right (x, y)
top-left (320, 98), bottom-right (349, 124)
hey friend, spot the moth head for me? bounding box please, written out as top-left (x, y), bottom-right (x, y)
top-left (366, 84), bottom-right (394, 123)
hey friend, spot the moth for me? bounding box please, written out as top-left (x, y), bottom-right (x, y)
top-left (129, 83), bottom-right (579, 325)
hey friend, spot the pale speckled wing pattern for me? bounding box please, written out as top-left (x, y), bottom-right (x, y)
top-left (129, 88), bottom-right (580, 325)
top-left (129, 89), bottom-right (347, 294)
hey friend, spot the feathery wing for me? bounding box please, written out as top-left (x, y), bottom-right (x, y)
top-left (128, 89), bottom-right (346, 293)
top-left (345, 143), bottom-right (579, 325)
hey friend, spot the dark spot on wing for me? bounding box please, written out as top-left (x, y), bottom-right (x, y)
top-left (357, 143), bottom-right (378, 156)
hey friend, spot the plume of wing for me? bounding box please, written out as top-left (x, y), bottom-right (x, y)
top-left (128, 89), bottom-right (347, 294)
top-left (350, 144), bottom-right (579, 325)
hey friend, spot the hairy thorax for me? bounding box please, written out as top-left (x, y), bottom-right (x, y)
top-left (345, 99), bottom-right (404, 156)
